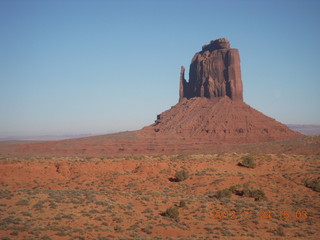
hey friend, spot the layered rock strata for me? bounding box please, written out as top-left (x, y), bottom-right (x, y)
top-left (179, 38), bottom-right (243, 101)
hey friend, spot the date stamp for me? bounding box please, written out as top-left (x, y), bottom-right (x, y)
top-left (211, 210), bottom-right (308, 220)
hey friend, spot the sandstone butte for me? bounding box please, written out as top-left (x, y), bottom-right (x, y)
top-left (142, 38), bottom-right (302, 142)
top-left (0, 38), bottom-right (305, 156)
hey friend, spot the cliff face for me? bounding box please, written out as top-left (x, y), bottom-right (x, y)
top-left (180, 38), bottom-right (243, 101)
top-left (147, 38), bottom-right (303, 142)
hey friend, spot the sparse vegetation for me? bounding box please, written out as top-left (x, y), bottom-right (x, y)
top-left (0, 154), bottom-right (319, 239)
top-left (179, 200), bottom-right (186, 208)
top-left (164, 207), bottom-right (179, 219)
top-left (15, 199), bottom-right (29, 206)
top-left (268, 226), bottom-right (285, 236)
top-left (141, 225), bottom-right (153, 234)
top-left (304, 178), bottom-right (320, 192)
top-left (174, 170), bottom-right (189, 182)
top-left (237, 186), bottom-right (266, 201)
top-left (248, 189), bottom-right (266, 201)
top-left (215, 185), bottom-right (266, 201)
top-left (239, 155), bottom-right (256, 168)
top-left (215, 188), bottom-right (232, 199)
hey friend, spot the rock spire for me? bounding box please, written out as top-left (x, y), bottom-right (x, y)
top-left (179, 38), bottom-right (243, 101)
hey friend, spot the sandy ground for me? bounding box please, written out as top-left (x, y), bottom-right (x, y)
top-left (0, 153), bottom-right (319, 239)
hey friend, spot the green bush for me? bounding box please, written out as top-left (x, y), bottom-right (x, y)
top-left (237, 188), bottom-right (266, 201)
top-left (228, 185), bottom-right (237, 193)
top-left (165, 207), bottom-right (179, 219)
top-left (249, 189), bottom-right (266, 201)
top-left (179, 200), bottom-right (186, 208)
top-left (239, 155), bottom-right (256, 168)
top-left (216, 188), bottom-right (232, 199)
top-left (214, 184), bottom-right (266, 201)
top-left (241, 188), bottom-right (251, 197)
top-left (15, 199), bottom-right (29, 206)
top-left (175, 170), bottom-right (189, 182)
top-left (304, 178), bottom-right (320, 192)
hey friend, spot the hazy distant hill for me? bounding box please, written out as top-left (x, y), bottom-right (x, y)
top-left (1, 125), bottom-right (319, 143)
top-left (0, 134), bottom-right (95, 142)
top-left (287, 124), bottom-right (320, 135)
top-left (0, 131), bottom-right (122, 142)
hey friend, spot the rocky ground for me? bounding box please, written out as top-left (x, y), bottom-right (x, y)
top-left (0, 153), bottom-right (319, 239)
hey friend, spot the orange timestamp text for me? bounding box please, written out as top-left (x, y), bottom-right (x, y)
top-left (211, 209), bottom-right (308, 220)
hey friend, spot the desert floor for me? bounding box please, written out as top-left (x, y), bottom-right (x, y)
top-left (0, 153), bottom-right (319, 239)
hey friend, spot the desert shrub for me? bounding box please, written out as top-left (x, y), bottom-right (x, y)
top-left (249, 189), bottom-right (266, 201)
top-left (216, 188), bottom-right (232, 199)
top-left (175, 170), bottom-right (189, 182)
top-left (204, 227), bottom-right (214, 233)
top-left (164, 207), bottom-right (179, 219)
top-left (179, 200), bottom-right (186, 208)
top-left (239, 155), bottom-right (256, 168)
top-left (142, 208), bottom-right (153, 213)
top-left (0, 189), bottom-right (13, 199)
top-left (10, 231), bottom-right (18, 236)
top-left (15, 199), bottom-right (29, 206)
top-left (170, 154), bottom-right (186, 161)
top-left (269, 226), bottom-right (285, 236)
top-left (2, 216), bottom-right (22, 225)
top-left (228, 185), bottom-right (237, 193)
top-left (141, 225), bottom-right (153, 234)
top-left (304, 178), bottom-right (320, 192)
top-left (21, 212), bottom-right (33, 217)
top-left (241, 188), bottom-right (251, 197)
top-left (114, 225), bottom-right (123, 232)
top-left (294, 232), bottom-right (306, 237)
top-left (236, 187), bottom-right (266, 201)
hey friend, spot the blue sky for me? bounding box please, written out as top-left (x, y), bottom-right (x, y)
top-left (1, 0), bottom-right (320, 137)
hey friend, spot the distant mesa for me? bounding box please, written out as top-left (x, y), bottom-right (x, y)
top-left (179, 38), bottom-right (243, 101)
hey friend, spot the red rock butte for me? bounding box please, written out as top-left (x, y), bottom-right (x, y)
top-left (144, 97), bottom-right (300, 142)
top-left (179, 38), bottom-right (243, 101)
top-left (0, 38), bottom-right (305, 156)
top-left (142, 38), bottom-right (302, 142)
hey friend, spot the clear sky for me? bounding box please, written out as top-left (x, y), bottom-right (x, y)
top-left (1, 0), bottom-right (320, 137)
